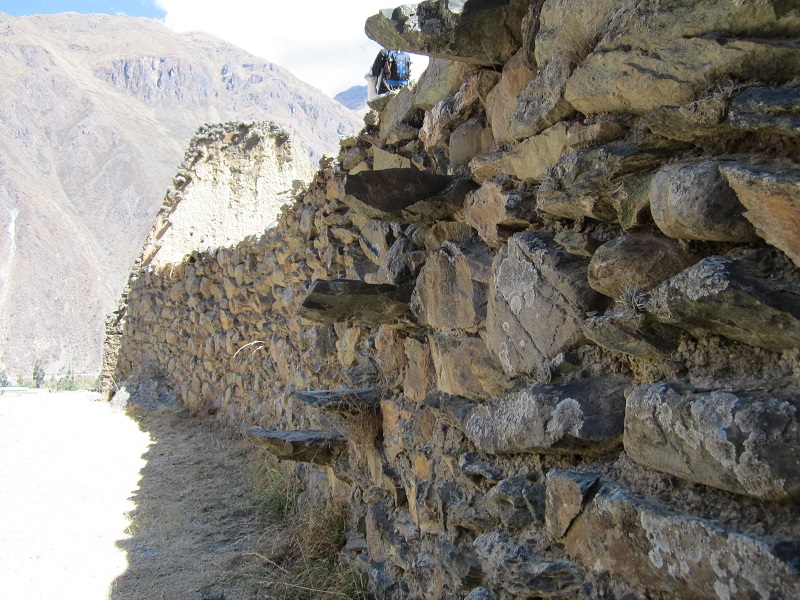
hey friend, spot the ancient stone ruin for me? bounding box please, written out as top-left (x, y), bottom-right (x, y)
top-left (105, 1), bottom-right (800, 598)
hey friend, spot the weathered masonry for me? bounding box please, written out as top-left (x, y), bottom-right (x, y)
top-left (106, 1), bottom-right (800, 598)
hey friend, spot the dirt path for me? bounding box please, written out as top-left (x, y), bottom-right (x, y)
top-left (0, 391), bottom-right (274, 600)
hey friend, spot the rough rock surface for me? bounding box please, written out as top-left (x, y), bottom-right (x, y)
top-left (298, 279), bottom-right (411, 324)
top-left (105, 2), bottom-right (800, 598)
top-left (626, 383), bottom-right (800, 500)
top-left (248, 428), bottom-right (347, 466)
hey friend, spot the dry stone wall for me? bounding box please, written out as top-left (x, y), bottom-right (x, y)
top-left (107, 1), bottom-right (800, 598)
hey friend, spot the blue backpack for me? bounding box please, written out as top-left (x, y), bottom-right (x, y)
top-left (386, 50), bottom-right (410, 82)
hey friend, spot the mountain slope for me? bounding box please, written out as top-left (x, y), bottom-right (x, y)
top-left (0, 12), bottom-right (362, 377)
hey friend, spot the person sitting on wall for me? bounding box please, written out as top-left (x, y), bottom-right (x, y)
top-left (370, 48), bottom-right (411, 96)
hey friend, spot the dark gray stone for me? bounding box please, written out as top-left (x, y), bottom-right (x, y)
top-left (365, 0), bottom-right (530, 66)
top-left (343, 169), bottom-right (454, 218)
top-left (650, 161), bottom-right (758, 242)
top-left (293, 388), bottom-right (383, 412)
top-left (728, 86), bottom-right (800, 138)
top-left (377, 237), bottom-right (416, 285)
top-left (247, 428), bottom-right (347, 466)
top-left (485, 476), bottom-right (545, 528)
top-left (626, 383), bottom-right (800, 500)
top-left (459, 452), bottom-right (504, 481)
top-left (485, 232), bottom-right (604, 375)
top-left (473, 531), bottom-right (586, 598)
top-left (436, 375), bottom-right (630, 455)
top-left (435, 539), bottom-right (483, 590)
top-left (583, 312), bottom-right (680, 359)
top-left (550, 472), bottom-right (800, 599)
top-left (299, 279), bottom-right (411, 324)
top-left (645, 254), bottom-right (800, 352)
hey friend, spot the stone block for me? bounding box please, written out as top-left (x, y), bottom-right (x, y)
top-left (549, 472), bottom-right (800, 599)
top-left (468, 152), bottom-right (504, 184)
top-left (650, 161), bottom-right (758, 242)
top-left (485, 232), bottom-right (602, 375)
top-left (473, 531), bottom-right (585, 598)
top-left (626, 383), bottom-right (800, 500)
top-left (727, 86), bottom-right (800, 138)
top-left (429, 332), bottom-right (511, 400)
top-left (484, 47), bottom-right (535, 144)
top-left (403, 337), bottom-right (436, 404)
top-left (344, 169), bottom-right (453, 218)
top-left (537, 143), bottom-right (671, 223)
top-left (646, 254), bottom-right (800, 352)
top-left (379, 86), bottom-right (423, 145)
top-left (464, 180), bottom-right (538, 248)
top-left (544, 470), bottom-right (600, 540)
top-left (359, 219), bottom-right (396, 266)
top-left (588, 231), bottom-right (700, 298)
top-left (422, 221), bottom-right (475, 251)
top-left (411, 241), bottom-right (493, 333)
top-left (485, 476), bottom-right (545, 528)
top-left (436, 375), bottom-right (629, 455)
top-left (722, 163), bottom-right (800, 267)
top-left (298, 279), bottom-right (411, 325)
top-left (365, 0), bottom-right (530, 66)
top-left (293, 388), bottom-right (383, 412)
top-left (377, 237), bottom-right (415, 285)
top-left (449, 117), bottom-right (493, 171)
top-left (247, 428), bottom-right (347, 466)
top-left (413, 58), bottom-right (471, 111)
top-left (373, 146), bottom-right (412, 170)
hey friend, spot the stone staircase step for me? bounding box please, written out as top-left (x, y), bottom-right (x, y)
top-left (247, 428), bottom-right (346, 466)
top-left (298, 278), bottom-right (410, 324)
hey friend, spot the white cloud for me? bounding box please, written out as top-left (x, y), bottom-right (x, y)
top-left (153, 0), bottom-right (428, 97)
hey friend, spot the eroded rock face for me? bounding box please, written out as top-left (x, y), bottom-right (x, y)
top-left (365, 0), bottom-right (530, 66)
top-left (626, 383), bottom-right (800, 500)
top-left (549, 472), bottom-right (800, 600)
top-left (435, 375), bottom-right (629, 455)
top-left (485, 232), bottom-right (603, 375)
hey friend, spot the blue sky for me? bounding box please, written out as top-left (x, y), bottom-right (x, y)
top-left (0, 0), bottom-right (165, 18)
top-left (0, 1), bottom-right (428, 97)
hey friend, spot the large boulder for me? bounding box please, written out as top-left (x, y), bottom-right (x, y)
top-left (485, 232), bottom-right (604, 375)
top-left (722, 163), bottom-right (800, 267)
top-left (645, 253), bottom-right (800, 352)
top-left (650, 161), bottom-right (758, 242)
top-left (626, 383), bottom-right (800, 500)
top-left (365, 0), bottom-right (530, 66)
top-left (435, 375), bottom-right (630, 455)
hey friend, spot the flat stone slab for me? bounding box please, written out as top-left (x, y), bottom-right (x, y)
top-left (298, 279), bottom-right (411, 324)
top-left (342, 168), bottom-right (454, 217)
top-left (434, 375), bottom-right (630, 455)
top-left (365, 0), bottom-right (529, 66)
top-left (293, 388), bottom-right (383, 412)
top-left (727, 86), bottom-right (800, 138)
top-left (626, 383), bottom-right (800, 500)
top-left (548, 471), bottom-right (800, 599)
top-left (247, 428), bottom-right (347, 466)
top-left (645, 253), bottom-right (800, 352)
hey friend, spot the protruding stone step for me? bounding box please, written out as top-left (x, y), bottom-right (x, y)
top-left (247, 428), bottom-right (347, 466)
top-left (645, 253), bottom-right (800, 352)
top-left (546, 470), bottom-right (800, 599)
top-left (433, 375), bottom-right (630, 455)
top-left (625, 383), bottom-right (800, 500)
top-left (293, 388), bottom-right (383, 412)
top-left (342, 168), bottom-right (453, 218)
top-left (298, 279), bottom-right (411, 324)
top-left (365, 0), bottom-right (528, 67)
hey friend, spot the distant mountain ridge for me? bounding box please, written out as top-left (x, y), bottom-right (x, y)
top-left (0, 12), bottom-right (362, 378)
top-left (334, 85), bottom-right (369, 111)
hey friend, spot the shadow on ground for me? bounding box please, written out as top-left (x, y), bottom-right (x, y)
top-left (110, 405), bottom-right (274, 600)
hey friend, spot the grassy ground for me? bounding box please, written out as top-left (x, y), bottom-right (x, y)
top-left (0, 391), bottom-right (365, 599)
